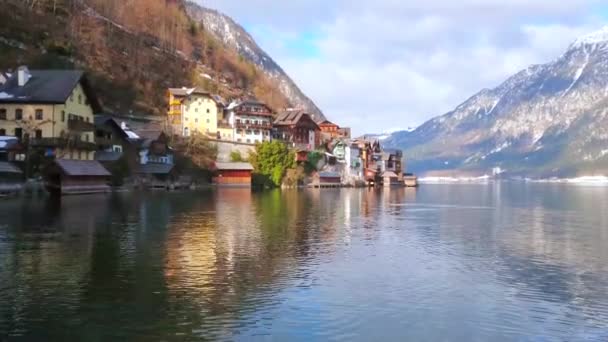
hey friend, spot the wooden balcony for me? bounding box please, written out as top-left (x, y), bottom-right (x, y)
top-left (68, 118), bottom-right (95, 132)
top-left (235, 122), bottom-right (272, 130)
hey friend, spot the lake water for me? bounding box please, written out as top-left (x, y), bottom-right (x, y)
top-left (1, 184), bottom-right (608, 341)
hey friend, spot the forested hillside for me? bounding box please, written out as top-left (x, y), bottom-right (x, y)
top-left (0, 0), bottom-right (291, 116)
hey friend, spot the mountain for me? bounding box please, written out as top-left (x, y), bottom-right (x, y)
top-left (384, 27), bottom-right (608, 178)
top-left (184, 1), bottom-right (326, 121)
top-left (0, 0), bottom-right (303, 117)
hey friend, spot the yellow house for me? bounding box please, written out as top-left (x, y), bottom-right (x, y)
top-left (0, 67), bottom-right (100, 160)
top-left (167, 87), bottom-right (220, 138)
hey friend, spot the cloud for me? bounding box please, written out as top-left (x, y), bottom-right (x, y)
top-left (198, 0), bottom-right (606, 135)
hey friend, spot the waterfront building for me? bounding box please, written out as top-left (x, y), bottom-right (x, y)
top-left (273, 110), bottom-right (320, 151)
top-left (0, 67), bottom-right (100, 160)
top-left (213, 162), bottom-right (254, 187)
top-left (167, 87), bottom-right (220, 138)
top-left (44, 159), bottom-right (111, 195)
top-left (94, 116), bottom-right (141, 169)
top-left (220, 100), bottom-right (273, 144)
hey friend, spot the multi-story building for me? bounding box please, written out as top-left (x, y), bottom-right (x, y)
top-left (0, 67), bottom-right (99, 160)
top-left (273, 110), bottom-right (320, 150)
top-left (318, 119), bottom-right (340, 142)
top-left (220, 100), bottom-right (273, 144)
top-left (167, 87), bottom-right (219, 137)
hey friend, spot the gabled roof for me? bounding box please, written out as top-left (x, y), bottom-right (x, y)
top-left (274, 110), bottom-right (319, 128)
top-left (215, 162), bottom-right (254, 171)
top-left (382, 171), bottom-right (399, 178)
top-left (0, 70), bottom-right (101, 112)
top-left (168, 87), bottom-right (211, 97)
top-left (0, 162), bottom-right (22, 174)
top-left (55, 159), bottom-right (111, 177)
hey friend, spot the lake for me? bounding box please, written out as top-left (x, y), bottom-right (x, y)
top-left (1, 184), bottom-right (608, 341)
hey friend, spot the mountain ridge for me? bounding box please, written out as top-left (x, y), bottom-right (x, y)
top-left (384, 26), bottom-right (608, 177)
top-left (185, 1), bottom-right (326, 121)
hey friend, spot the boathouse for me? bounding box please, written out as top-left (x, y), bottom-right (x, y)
top-left (44, 159), bottom-right (111, 195)
top-left (136, 163), bottom-right (177, 189)
top-left (311, 171), bottom-right (342, 188)
top-left (382, 171), bottom-right (402, 187)
top-left (213, 162), bottom-right (253, 187)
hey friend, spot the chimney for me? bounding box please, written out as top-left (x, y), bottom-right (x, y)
top-left (0, 73), bottom-right (6, 85)
top-left (121, 122), bottom-right (127, 130)
top-left (17, 66), bottom-right (30, 87)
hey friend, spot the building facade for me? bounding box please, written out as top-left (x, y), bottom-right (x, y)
top-left (219, 100), bottom-right (273, 144)
top-left (273, 110), bottom-right (321, 150)
top-left (167, 88), bottom-right (219, 138)
top-left (0, 67), bottom-right (99, 160)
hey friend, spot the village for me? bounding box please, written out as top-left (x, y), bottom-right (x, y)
top-left (0, 66), bottom-right (417, 195)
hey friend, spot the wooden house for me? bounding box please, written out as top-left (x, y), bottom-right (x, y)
top-left (213, 162), bottom-right (253, 187)
top-left (273, 110), bottom-right (320, 150)
top-left (311, 171), bottom-right (342, 188)
top-left (318, 120), bottom-right (340, 142)
top-left (44, 159), bottom-right (111, 195)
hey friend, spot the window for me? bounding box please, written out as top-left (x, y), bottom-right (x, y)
top-left (206, 109), bottom-right (210, 114)
top-left (0, 109), bottom-right (6, 120)
top-left (85, 134), bottom-right (89, 142)
top-left (0, 129), bottom-right (5, 136)
top-left (61, 111), bottom-right (65, 122)
top-left (78, 95), bottom-right (82, 104)
top-left (35, 130), bottom-right (42, 139)
top-left (14, 128), bottom-right (22, 139)
top-left (85, 117), bottom-right (89, 123)
top-left (35, 109), bottom-right (43, 120)
top-left (70, 94), bottom-right (74, 102)
top-left (195, 118), bottom-right (198, 123)
top-left (79, 151), bottom-right (83, 160)
top-left (15, 109), bottom-right (22, 120)
top-left (206, 119), bottom-right (209, 123)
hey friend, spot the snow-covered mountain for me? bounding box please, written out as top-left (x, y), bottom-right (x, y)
top-left (384, 27), bottom-right (608, 177)
top-left (185, 1), bottom-right (326, 121)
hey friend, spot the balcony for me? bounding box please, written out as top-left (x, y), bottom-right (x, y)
top-left (235, 122), bottom-right (272, 130)
top-left (95, 136), bottom-right (113, 148)
top-left (30, 138), bottom-right (97, 151)
top-left (68, 118), bottom-right (95, 132)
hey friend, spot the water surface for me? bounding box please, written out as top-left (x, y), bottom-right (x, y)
top-left (1, 184), bottom-right (608, 341)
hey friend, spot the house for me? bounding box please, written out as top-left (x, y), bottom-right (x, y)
top-left (381, 149), bottom-right (404, 178)
top-left (337, 127), bottom-right (351, 139)
top-left (0, 136), bottom-right (25, 162)
top-left (382, 171), bottom-right (401, 187)
top-left (134, 127), bottom-right (174, 166)
top-left (44, 159), bottom-right (111, 195)
top-left (273, 110), bottom-right (320, 150)
top-left (221, 100), bottom-right (273, 144)
top-left (94, 116), bottom-right (140, 170)
top-left (344, 142), bottom-right (363, 181)
top-left (0, 67), bottom-right (100, 161)
top-left (312, 171), bottom-right (342, 187)
top-left (167, 87), bottom-right (220, 138)
top-left (0, 161), bottom-right (23, 194)
top-left (330, 139), bottom-right (348, 162)
top-left (318, 120), bottom-right (340, 142)
top-left (213, 162), bottom-right (253, 187)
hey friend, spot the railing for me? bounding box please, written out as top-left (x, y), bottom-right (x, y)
top-left (68, 118), bottom-right (95, 132)
top-left (235, 122), bottom-right (272, 130)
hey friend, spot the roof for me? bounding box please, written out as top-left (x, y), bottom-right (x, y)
top-left (95, 151), bottom-right (123, 162)
top-left (168, 87), bottom-right (211, 97)
top-left (318, 119), bottom-right (338, 126)
top-left (0, 162), bottom-right (22, 174)
top-left (138, 163), bottom-right (175, 175)
top-left (274, 110), bottom-right (319, 128)
top-left (0, 69), bottom-right (101, 112)
top-left (55, 159), bottom-right (111, 177)
top-left (215, 162), bottom-right (254, 171)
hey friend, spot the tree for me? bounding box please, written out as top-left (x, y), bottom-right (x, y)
top-left (249, 141), bottom-right (295, 187)
top-left (173, 133), bottom-right (217, 170)
top-left (230, 150), bottom-right (245, 162)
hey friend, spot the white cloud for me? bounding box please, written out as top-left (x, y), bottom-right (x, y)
top-left (198, 0), bottom-right (606, 135)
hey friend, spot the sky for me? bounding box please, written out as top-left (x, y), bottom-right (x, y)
top-left (198, 0), bottom-right (608, 135)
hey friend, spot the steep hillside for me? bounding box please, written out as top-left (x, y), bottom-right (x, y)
top-left (184, 1), bottom-right (326, 121)
top-left (0, 0), bottom-right (292, 116)
top-left (385, 27), bottom-right (608, 178)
